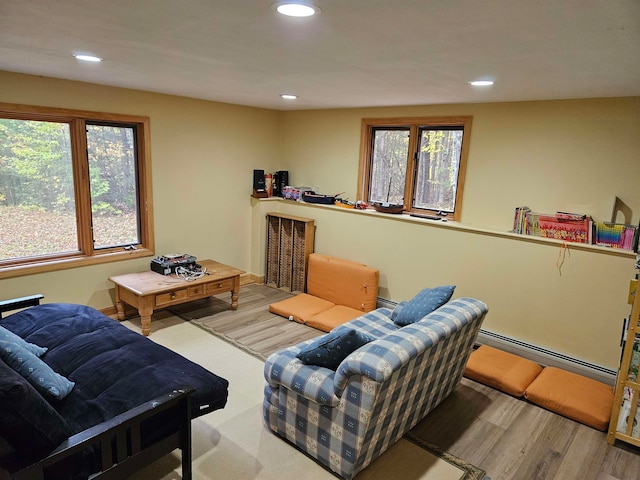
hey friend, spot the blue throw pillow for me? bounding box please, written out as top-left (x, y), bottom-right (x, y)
top-left (392, 285), bottom-right (456, 326)
top-left (296, 329), bottom-right (374, 370)
top-left (0, 358), bottom-right (73, 461)
top-left (0, 339), bottom-right (74, 400)
top-left (0, 325), bottom-right (47, 357)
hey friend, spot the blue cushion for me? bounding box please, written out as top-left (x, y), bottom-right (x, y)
top-left (391, 285), bottom-right (456, 326)
top-left (296, 329), bottom-right (374, 370)
top-left (0, 358), bottom-right (73, 461)
top-left (0, 325), bottom-right (47, 357)
top-left (0, 339), bottom-right (75, 400)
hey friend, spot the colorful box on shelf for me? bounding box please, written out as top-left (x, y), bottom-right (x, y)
top-left (522, 211), bottom-right (593, 244)
top-left (282, 185), bottom-right (312, 201)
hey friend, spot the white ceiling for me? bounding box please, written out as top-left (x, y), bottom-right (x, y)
top-left (1, 0), bottom-right (639, 111)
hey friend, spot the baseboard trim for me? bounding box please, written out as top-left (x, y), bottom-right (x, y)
top-left (242, 273), bottom-right (264, 285)
top-left (100, 304), bottom-right (137, 319)
top-left (100, 305), bottom-right (118, 318)
top-left (376, 296), bottom-right (616, 385)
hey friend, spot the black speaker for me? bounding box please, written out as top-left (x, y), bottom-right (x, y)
top-left (273, 170), bottom-right (289, 197)
top-left (252, 169), bottom-right (268, 198)
top-left (253, 169), bottom-right (266, 191)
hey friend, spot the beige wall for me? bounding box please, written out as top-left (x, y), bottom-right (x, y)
top-left (255, 201), bottom-right (633, 371)
top-left (252, 98), bottom-right (640, 372)
top-left (2, 69), bottom-right (639, 373)
top-left (1, 71), bottom-right (281, 308)
top-left (279, 98), bottom-right (640, 230)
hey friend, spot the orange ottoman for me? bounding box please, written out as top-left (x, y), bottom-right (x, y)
top-left (464, 345), bottom-right (543, 397)
top-left (524, 367), bottom-right (614, 431)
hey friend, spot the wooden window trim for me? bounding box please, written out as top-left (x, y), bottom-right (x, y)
top-left (0, 102), bottom-right (154, 279)
top-left (358, 116), bottom-right (472, 221)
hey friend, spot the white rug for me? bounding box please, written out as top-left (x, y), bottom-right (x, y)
top-left (124, 311), bottom-right (480, 480)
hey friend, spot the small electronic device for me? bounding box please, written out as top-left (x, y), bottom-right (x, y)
top-left (151, 254), bottom-right (198, 275)
top-left (410, 213), bottom-right (441, 220)
top-left (272, 170), bottom-right (289, 197)
top-left (252, 169), bottom-right (268, 198)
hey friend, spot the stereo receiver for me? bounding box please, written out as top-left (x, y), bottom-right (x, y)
top-left (151, 254), bottom-right (198, 275)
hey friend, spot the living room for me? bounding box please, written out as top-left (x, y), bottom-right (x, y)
top-left (2, 88), bottom-right (638, 379)
top-left (1, 1), bottom-right (639, 477)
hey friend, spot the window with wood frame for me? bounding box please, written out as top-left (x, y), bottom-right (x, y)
top-left (0, 103), bottom-right (154, 278)
top-left (358, 116), bottom-right (472, 221)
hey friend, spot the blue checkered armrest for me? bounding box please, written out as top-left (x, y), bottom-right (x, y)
top-left (264, 307), bottom-right (397, 406)
top-left (264, 345), bottom-right (340, 406)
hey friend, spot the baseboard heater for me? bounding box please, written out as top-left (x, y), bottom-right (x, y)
top-left (476, 329), bottom-right (616, 386)
top-left (376, 297), bottom-right (617, 386)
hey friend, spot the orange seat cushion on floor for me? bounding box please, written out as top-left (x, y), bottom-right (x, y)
top-left (268, 293), bottom-right (334, 324)
top-left (463, 345), bottom-right (543, 397)
top-left (524, 366), bottom-right (614, 431)
top-left (305, 305), bottom-right (367, 332)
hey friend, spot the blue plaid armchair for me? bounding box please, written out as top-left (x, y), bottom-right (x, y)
top-left (263, 297), bottom-right (488, 479)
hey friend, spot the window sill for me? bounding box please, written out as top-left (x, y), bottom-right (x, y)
top-left (0, 248), bottom-right (154, 280)
top-left (259, 197), bottom-right (637, 259)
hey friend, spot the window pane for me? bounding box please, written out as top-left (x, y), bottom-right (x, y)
top-left (0, 119), bottom-right (78, 260)
top-left (413, 128), bottom-right (464, 212)
top-left (86, 124), bottom-right (140, 249)
top-left (369, 129), bottom-right (409, 205)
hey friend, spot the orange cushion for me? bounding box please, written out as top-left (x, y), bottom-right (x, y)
top-left (269, 293), bottom-right (334, 324)
top-left (307, 254), bottom-right (379, 312)
top-left (524, 367), bottom-right (614, 431)
top-left (305, 305), bottom-right (366, 332)
top-left (463, 345), bottom-right (543, 397)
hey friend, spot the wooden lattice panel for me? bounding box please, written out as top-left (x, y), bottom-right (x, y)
top-left (265, 213), bottom-right (315, 292)
top-left (278, 218), bottom-right (294, 289)
top-left (266, 215), bottom-right (281, 287)
top-left (292, 220), bottom-right (307, 292)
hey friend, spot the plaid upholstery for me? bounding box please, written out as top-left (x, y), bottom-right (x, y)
top-left (263, 297), bottom-right (488, 479)
top-left (331, 307), bottom-right (397, 338)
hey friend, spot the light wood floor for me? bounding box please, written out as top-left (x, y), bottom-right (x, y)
top-left (415, 378), bottom-right (640, 480)
top-left (169, 284), bottom-right (640, 480)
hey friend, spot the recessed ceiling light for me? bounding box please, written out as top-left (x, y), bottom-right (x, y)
top-left (281, 94), bottom-right (298, 100)
top-left (275, 2), bottom-right (319, 17)
top-left (469, 80), bottom-right (494, 86)
top-left (74, 54), bottom-right (102, 62)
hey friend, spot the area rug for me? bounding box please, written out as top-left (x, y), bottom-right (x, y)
top-left (167, 283), bottom-right (320, 360)
top-left (167, 283), bottom-right (489, 480)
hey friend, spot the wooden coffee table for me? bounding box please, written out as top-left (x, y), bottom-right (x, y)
top-left (109, 259), bottom-right (244, 336)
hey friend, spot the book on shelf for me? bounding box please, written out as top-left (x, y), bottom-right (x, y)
top-left (629, 334), bottom-right (640, 382)
top-left (617, 386), bottom-right (640, 438)
top-left (513, 208), bottom-right (593, 244)
top-left (595, 222), bottom-right (639, 251)
top-left (555, 211), bottom-right (589, 221)
top-left (525, 211), bottom-right (541, 237)
top-left (512, 206), bottom-right (531, 234)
